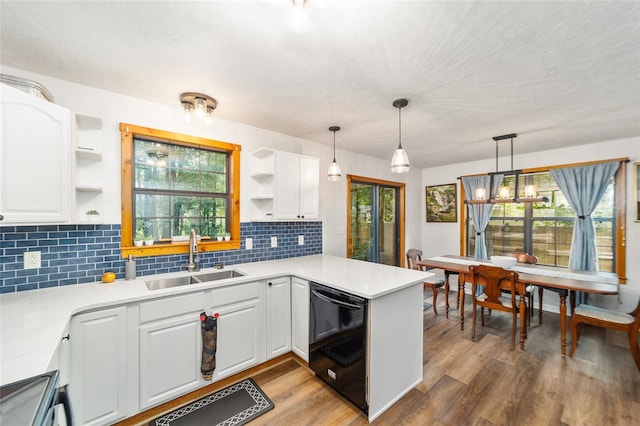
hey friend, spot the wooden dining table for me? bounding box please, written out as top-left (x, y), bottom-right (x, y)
top-left (417, 255), bottom-right (619, 355)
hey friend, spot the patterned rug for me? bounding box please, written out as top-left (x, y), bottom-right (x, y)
top-left (150, 378), bottom-right (274, 426)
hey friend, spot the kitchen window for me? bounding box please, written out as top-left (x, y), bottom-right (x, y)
top-left (120, 123), bottom-right (241, 257)
top-left (462, 160), bottom-right (628, 281)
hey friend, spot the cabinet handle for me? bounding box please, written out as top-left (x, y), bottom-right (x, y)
top-left (268, 282), bottom-right (272, 286)
top-left (0, 214), bottom-right (4, 221)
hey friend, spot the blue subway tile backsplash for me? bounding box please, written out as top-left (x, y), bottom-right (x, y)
top-left (0, 222), bottom-right (322, 293)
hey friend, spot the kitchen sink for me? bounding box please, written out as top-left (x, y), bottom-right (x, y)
top-left (193, 270), bottom-right (245, 282)
top-left (145, 269), bottom-right (245, 290)
top-left (145, 276), bottom-right (200, 291)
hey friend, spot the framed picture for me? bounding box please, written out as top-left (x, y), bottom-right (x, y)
top-left (426, 183), bottom-right (457, 223)
top-left (635, 162), bottom-right (640, 222)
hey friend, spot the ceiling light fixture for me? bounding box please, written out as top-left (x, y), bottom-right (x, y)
top-left (289, 0), bottom-right (309, 32)
top-left (467, 133), bottom-right (549, 204)
top-left (180, 92), bottom-right (217, 126)
top-left (327, 126), bottom-right (342, 182)
top-left (391, 98), bottom-right (410, 173)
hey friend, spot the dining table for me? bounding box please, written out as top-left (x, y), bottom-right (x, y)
top-left (417, 255), bottom-right (619, 355)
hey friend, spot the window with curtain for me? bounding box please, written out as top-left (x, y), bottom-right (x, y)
top-left (466, 171), bottom-right (616, 272)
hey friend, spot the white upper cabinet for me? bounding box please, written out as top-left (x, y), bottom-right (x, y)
top-left (249, 149), bottom-right (319, 221)
top-left (0, 83), bottom-right (72, 224)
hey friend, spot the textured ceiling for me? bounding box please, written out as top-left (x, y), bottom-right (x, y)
top-left (1, 1), bottom-right (639, 168)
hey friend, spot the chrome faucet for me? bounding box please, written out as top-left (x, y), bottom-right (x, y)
top-left (186, 229), bottom-right (198, 272)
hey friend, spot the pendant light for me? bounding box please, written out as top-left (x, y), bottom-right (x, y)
top-left (390, 98), bottom-right (410, 173)
top-left (327, 126), bottom-right (342, 181)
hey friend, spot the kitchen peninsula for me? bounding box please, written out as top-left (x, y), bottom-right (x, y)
top-left (0, 254), bottom-right (431, 423)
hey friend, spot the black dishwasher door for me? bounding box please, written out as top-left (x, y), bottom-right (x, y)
top-left (309, 282), bottom-right (368, 413)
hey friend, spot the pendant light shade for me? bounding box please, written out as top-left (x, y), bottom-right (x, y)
top-left (328, 126), bottom-right (342, 181)
top-left (391, 98), bottom-right (410, 173)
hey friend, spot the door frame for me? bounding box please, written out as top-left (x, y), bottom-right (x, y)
top-left (346, 175), bottom-right (406, 267)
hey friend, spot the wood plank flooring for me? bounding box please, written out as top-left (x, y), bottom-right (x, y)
top-left (125, 293), bottom-right (640, 425)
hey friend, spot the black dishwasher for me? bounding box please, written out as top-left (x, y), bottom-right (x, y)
top-left (309, 282), bottom-right (368, 413)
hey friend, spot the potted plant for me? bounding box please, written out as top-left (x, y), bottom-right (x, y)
top-left (85, 209), bottom-right (100, 222)
top-left (134, 230), bottom-right (145, 247)
top-left (224, 233), bottom-right (231, 241)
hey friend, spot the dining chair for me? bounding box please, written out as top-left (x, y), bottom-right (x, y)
top-left (503, 252), bottom-right (537, 325)
top-left (406, 249), bottom-right (448, 317)
top-left (469, 264), bottom-right (520, 351)
top-left (569, 297), bottom-right (640, 371)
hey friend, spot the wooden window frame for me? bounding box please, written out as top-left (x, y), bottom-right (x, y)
top-left (459, 158), bottom-right (628, 283)
top-left (120, 123), bottom-right (241, 258)
top-left (346, 174), bottom-right (406, 267)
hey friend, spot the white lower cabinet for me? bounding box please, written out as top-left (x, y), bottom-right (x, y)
top-left (138, 292), bottom-right (207, 410)
top-left (70, 306), bottom-right (128, 426)
top-left (209, 281), bottom-right (266, 380)
top-left (266, 277), bottom-right (291, 358)
top-left (67, 277), bottom-right (302, 423)
top-left (291, 277), bottom-right (309, 361)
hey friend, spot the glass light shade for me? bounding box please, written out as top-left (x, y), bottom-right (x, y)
top-left (182, 103), bottom-right (193, 123)
top-left (203, 108), bottom-right (213, 126)
top-left (327, 160), bottom-right (342, 181)
top-left (390, 147), bottom-right (410, 173)
top-left (475, 188), bottom-right (486, 200)
top-left (524, 184), bottom-right (537, 198)
top-left (498, 186), bottom-right (510, 199)
top-left (194, 97), bottom-right (207, 119)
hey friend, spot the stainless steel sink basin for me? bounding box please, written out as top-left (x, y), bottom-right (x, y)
top-left (145, 269), bottom-right (245, 290)
top-left (193, 270), bottom-right (245, 283)
top-left (145, 276), bottom-right (200, 291)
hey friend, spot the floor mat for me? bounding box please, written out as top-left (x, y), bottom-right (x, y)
top-left (150, 378), bottom-right (274, 426)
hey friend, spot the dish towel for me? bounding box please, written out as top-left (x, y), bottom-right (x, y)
top-left (200, 311), bottom-right (219, 380)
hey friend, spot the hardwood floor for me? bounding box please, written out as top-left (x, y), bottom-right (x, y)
top-left (125, 293), bottom-right (640, 425)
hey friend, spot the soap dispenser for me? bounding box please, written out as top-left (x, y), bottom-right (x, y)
top-left (125, 255), bottom-right (137, 280)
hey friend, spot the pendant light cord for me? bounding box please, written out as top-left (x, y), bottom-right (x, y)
top-left (398, 106), bottom-right (403, 149)
top-left (333, 130), bottom-right (337, 162)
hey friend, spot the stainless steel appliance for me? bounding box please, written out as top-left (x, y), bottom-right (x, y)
top-left (309, 282), bottom-right (368, 413)
top-left (0, 370), bottom-right (73, 425)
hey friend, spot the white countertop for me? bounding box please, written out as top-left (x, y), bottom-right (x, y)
top-left (0, 254), bottom-right (431, 385)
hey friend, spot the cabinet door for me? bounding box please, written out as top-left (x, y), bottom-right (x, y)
top-left (70, 306), bottom-right (128, 426)
top-left (0, 84), bottom-right (71, 223)
top-left (139, 312), bottom-right (203, 410)
top-left (291, 277), bottom-right (310, 361)
top-left (298, 156), bottom-right (319, 220)
top-left (210, 282), bottom-right (265, 380)
top-left (266, 277), bottom-right (291, 358)
top-left (275, 151), bottom-right (301, 220)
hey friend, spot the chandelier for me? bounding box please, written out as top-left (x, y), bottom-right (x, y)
top-left (468, 133), bottom-right (549, 204)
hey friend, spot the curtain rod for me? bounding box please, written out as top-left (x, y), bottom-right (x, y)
top-left (457, 157), bottom-right (629, 180)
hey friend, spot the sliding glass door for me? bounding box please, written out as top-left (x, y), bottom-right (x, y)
top-left (347, 175), bottom-right (405, 266)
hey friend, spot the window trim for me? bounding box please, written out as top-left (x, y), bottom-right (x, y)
top-left (120, 123), bottom-right (241, 258)
top-left (459, 158), bottom-right (628, 283)
top-left (346, 174), bottom-right (406, 267)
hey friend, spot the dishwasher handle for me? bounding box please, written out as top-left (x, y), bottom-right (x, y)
top-left (311, 289), bottom-right (364, 310)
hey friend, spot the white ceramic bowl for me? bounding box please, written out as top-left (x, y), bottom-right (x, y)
top-left (490, 255), bottom-right (517, 269)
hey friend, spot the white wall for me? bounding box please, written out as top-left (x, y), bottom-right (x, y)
top-left (421, 137), bottom-right (640, 307)
top-left (1, 66), bottom-right (423, 257)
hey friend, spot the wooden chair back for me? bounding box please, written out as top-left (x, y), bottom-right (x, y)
top-left (469, 264), bottom-right (519, 310)
top-left (503, 252), bottom-right (538, 265)
top-left (406, 249), bottom-right (424, 271)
